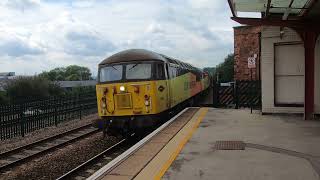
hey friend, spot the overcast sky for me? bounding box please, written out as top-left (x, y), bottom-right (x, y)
top-left (0, 0), bottom-right (239, 76)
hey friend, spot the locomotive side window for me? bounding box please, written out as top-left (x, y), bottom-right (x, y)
top-left (99, 65), bottom-right (123, 82)
top-left (155, 63), bottom-right (165, 80)
top-left (169, 65), bottom-right (177, 79)
top-left (126, 63), bottom-right (152, 79)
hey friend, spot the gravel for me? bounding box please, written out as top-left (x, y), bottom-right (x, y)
top-left (0, 113), bottom-right (99, 153)
top-left (1, 132), bottom-right (120, 180)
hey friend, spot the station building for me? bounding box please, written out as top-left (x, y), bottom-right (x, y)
top-left (229, 0), bottom-right (320, 119)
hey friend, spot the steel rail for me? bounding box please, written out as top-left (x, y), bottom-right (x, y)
top-left (56, 136), bottom-right (131, 180)
top-left (0, 123), bottom-right (99, 172)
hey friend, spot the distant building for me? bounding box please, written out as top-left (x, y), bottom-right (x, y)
top-left (0, 72), bottom-right (15, 79)
top-left (57, 80), bottom-right (97, 90)
top-left (0, 80), bottom-right (6, 91)
top-left (0, 72), bottom-right (15, 91)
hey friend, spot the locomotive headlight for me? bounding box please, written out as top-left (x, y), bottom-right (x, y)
top-left (120, 86), bottom-right (125, 92)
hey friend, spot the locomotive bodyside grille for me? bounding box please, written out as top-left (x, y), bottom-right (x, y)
top-left (115, 93), bottom-right (132, 109)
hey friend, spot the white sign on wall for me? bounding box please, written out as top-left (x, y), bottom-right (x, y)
top-left (248, 54), bottom-right (257, 69)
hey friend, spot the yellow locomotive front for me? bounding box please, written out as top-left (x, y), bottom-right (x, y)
top-left (95, 50), bottom-right (169, 135)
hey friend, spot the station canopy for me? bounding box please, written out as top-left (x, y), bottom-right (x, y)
top-left (228, 0), bottom-right (320, 20)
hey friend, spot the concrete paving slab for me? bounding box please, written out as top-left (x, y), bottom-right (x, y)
top-left (102, 175), bottom-right (133, 180)
top-left (109, 153), bottom-right (154, 176)
top-left (164, 148), bottom-right (318, 180)
top-left (163, 108), bottom-right (320, 180)
top-left (134, 142), bottom-right (165, 156)
top-left (150, 132), bottom-right (174, 143)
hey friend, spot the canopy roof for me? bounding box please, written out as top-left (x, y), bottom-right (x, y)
top-left (228, 0), bottom-right (320, 20)
top-left (228, 0), bottom-right (320, 31)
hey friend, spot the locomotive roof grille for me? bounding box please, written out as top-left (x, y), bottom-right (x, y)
top-left (99, 49), bottom-right (167, 65)
top-left (99, 49), bottom-right (203, 73)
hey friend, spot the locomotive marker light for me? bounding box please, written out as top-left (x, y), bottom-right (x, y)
top-left (144, 95), bottom-right (150, 106)
top-left (101, 97), bottom-right (107, 115)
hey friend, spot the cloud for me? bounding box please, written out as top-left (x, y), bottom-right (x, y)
top-left (0, 0), bottom-right (237, 75)
top-left (30, 12), bottom-right (116, 56)
top-left (0, 37), bottom-right (43, 57)
top-left (0, 0), bottom-right (40, 11)
top-left (65, 30), bottom-right (115, 56)
top-left (145, 23), bottom-right (164, 34)
top-left (0, 26), bottom-right (44, 57)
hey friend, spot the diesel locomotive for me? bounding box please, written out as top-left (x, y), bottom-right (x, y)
top-left (94, 49), bottom-right (210, 136)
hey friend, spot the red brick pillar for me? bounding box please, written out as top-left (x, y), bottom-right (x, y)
top-left (302, 31), bottom-right (318, 120)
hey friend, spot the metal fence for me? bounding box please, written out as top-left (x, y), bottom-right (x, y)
top-left (0, 93), bottom-right (97, 140)
top-left (213, 80), bottom-right (261, 109)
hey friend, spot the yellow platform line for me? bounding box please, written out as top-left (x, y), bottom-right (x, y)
top-left (154, 107), bottom-right (208, 180)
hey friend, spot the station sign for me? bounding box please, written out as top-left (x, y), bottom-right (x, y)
top-left (248, 54), bottom-right (257, 69)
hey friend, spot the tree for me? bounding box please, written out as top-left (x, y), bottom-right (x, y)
top-left (203, 67), bottom-right (216, 76)
top-left (0, 91), bottom-right (8, 105)
top-left (4, 76), bottom-right (64, 102)
top-left (39, 65), bottom-right (92, 81)
top-left (215, 53), bottom-right (234, 83)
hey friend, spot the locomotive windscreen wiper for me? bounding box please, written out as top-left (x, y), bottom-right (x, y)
top-left (128, 64), bottom-right (138, 70)
top-left (110, 65), bottom-right (120, 71)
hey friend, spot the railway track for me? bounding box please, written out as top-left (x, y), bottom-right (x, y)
top-left (56, 133), bottom-right (138, 180)
top-left (86, 108), bottom-right (194, 180)
top-left (0, 124), bottom-right (99, 173)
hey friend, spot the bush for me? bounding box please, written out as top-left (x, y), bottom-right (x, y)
top-left (65, 86), bottom-right (96, 97)
top-left (0, 91), bottom-right (8, 105)
top-left (39, 65), bottom-right (92, 81)
top-left (5, 76), bottom-right (64, 102)
top-left (215, 53), bottom-right (234, 83)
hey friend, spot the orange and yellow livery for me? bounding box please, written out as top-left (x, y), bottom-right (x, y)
top-left (95, 49), bottom-right (210, 135)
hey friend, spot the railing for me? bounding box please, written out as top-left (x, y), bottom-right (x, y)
top-left (0, 93), bottom-right (97, 140)
top-left (213, 80), bottom-right (261, 109)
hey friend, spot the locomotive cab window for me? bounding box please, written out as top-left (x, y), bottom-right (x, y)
top-left (126, 63), bottom-right (151, 80)
top-left (99, 65), bottom-right (123, 82)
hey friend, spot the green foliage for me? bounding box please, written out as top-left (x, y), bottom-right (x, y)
top-left (203, 54), bottom-right (234, 83)
top-left (65, 86), bottom-right (96, 97)
top-left (0, 91), bottom-right (8, 105)
top-left (215, 53), bottom-right (234, 83)
top-left (39, 65), bottom-right (92, 81)
top-left (4, 76), bottom-right (64, 102)
top-left (203, 67), bottom-right (216, 76)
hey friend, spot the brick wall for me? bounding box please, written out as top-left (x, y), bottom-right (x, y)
top-left (234, 26), bottom-right (261, 80)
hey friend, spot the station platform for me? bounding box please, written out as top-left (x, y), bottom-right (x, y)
top-left (90, 108), bottom-right (320, 180)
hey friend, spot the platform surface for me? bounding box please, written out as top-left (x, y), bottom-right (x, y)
top-left (98, 108), bottom-right (320, 180)
top-left (160, 108), bottom-right (320, 180)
